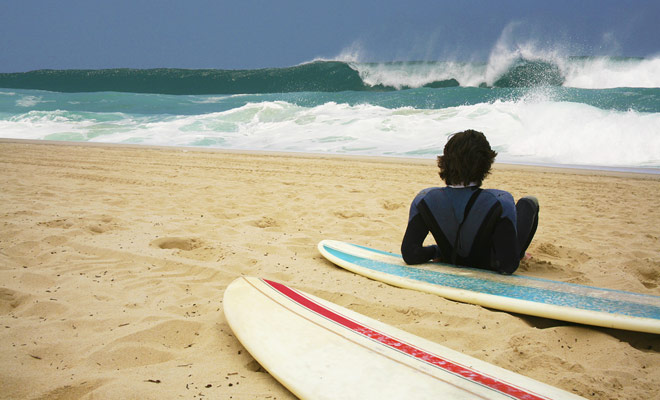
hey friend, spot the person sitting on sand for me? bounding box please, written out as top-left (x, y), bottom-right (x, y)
top-left (401, 129), bottom-right (539, 274)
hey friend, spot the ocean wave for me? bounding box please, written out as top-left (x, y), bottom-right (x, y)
top-left (2, 99), bottom-right (658, 167)
top-left (1, 56), bottom-right (658, 95)
top-left (348, 57), bottom-right (660, 90)
top-left (0, 63), bottom-right (371, 95)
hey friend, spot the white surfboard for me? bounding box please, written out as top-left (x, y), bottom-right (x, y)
top-left (223, 276), bottom-right (585, 399)
top-left (318, 240), bottom-right (660, 334)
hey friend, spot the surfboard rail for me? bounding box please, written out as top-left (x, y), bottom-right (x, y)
top-left (224, 276), bottom-right (586, 399)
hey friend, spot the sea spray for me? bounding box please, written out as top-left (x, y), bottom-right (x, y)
top-left (562, 57), bottom-right (660, 89)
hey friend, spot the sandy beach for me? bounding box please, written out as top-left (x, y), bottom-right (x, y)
top-left (1, 139), bottom-right (659, 399)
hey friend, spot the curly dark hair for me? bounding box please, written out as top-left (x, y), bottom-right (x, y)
top-left (437, 130), bottom-right (497, 186)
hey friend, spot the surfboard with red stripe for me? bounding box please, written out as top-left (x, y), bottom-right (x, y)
top-left (223, 276), bottom-right (584, 399)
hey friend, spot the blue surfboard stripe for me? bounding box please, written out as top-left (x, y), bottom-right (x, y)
top-left (323, 245), bottom-right (660, 320)
top-left (348, 243), bottom-right (660, 301)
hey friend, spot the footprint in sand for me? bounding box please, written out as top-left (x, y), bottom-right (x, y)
top-left (38, 215), bottom-right (120, 234)
top-left (252, 216), bottom-right (279, 228)
top-left (0, 287), bottom-right (29, 314)
top-left (629, 260), bottom-right (660, 289)
top-left (86, 216), bottom-right (121, 234)
top-left (534, 242), bottom-right (591, 263)
top-left (150, 237), bottom-right (224, 262)
top-left (150, 237), bottom-right (202, 251)
top-left (333, 210), bottom-right (366, 219)
top-left (519, 242), bottom-right (591, 283)
top-left (38, 218), bottom-right (74, 229)
top-left (382, 200), bottom-right (405, 211)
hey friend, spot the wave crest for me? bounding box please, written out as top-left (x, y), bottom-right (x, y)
top-left (1, 57), bottom-right (658, 95)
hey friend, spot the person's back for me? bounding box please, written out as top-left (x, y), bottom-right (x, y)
top-left (401, 130), bottom-right (539, 274)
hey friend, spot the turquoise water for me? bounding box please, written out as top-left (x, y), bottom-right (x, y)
top-left (1, 57), bottom-right (659, 169)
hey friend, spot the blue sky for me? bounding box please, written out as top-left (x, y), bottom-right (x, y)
top-left (1, 0), bottom-right (659, 72)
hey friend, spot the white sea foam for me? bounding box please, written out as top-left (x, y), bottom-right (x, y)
top-left (336, 23), bottom-right (660, 89)
top-left (345, 55), bottom-right (660, 90)
top-left (563, 57), bottom-right (660, 89)
top-left (16, 95), bottom-right (45, 107)
top-left (3, 99), bottom-right (658, 168)
top-left (352, 61), bottom-right (485, 89)
top-left (190, 96), bottom-right (233, 104)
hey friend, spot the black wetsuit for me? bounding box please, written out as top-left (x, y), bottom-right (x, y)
top-left (401, 186), bottom-right (538, 274)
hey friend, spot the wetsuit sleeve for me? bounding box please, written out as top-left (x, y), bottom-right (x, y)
top-left (401, 213), bottom-right (440, 264)
top-left (491, 217), bottom-right (520, 274)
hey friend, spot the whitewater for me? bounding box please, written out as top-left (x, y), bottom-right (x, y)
top-left (1, 49), bottom-right (659, 170)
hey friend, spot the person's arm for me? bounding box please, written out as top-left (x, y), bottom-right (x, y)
top-left (401, 213), bottom-right (439, 264)
top-left (491, 217), bottom-right (520, 274)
